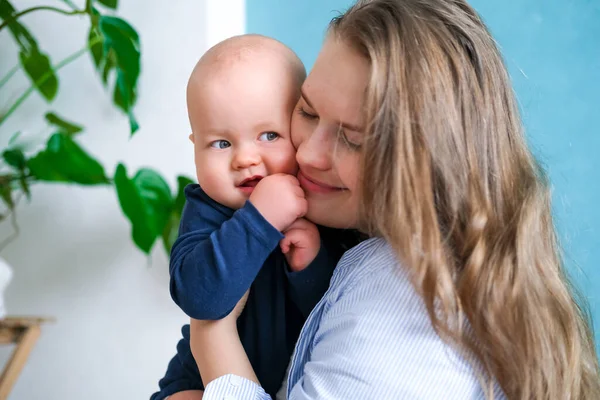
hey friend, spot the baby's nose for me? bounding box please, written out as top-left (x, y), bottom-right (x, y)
top-left (232, 146), bottom-right (261, 169)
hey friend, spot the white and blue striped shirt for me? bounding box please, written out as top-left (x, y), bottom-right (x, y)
top-left (204, 237), bottom-right (506, 399)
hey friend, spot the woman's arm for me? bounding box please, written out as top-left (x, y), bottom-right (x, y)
top-left (150, 324), bottom-right (205, 400)
top-left (189, 290), bottom-right (261, 390)
top-left (168, 390), bottom-right (204, 400)
top-left (190, 318), bottom-right (258, 387)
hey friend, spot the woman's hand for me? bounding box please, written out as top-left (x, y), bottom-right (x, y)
top-left (190, 290), bottom-right (258, 388)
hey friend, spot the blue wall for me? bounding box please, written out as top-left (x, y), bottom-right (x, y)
top-left (247, 0), bottom-right (600, 350)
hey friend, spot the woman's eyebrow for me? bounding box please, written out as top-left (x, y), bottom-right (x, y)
top-left (301, 88), bottom-right (364, 133)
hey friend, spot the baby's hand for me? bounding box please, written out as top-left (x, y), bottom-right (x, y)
top-left (280, 218), bottom-right (320, 272)
top-left (250, 174), bottom-right (307, 231)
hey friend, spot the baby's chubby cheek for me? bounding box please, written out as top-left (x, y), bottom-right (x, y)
top-left (283, 156), bottom-right (299, 177)
top-left (266, 145), bottom-right (298, 176)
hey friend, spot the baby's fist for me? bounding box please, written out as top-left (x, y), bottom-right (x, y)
top-left (250, 174), bottom-right (307, 231)
top-left (280, 218), bottom-right (320, 272)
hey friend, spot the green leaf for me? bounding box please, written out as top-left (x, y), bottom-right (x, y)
top-left (2, 149), bottom-right (26, 169)
top-left (45, 112), bottom-right (83, 136)
top-left (114, 164), bottom-right (173, 253)
top-left (114, 164), bottom-right (153, 252)
top-left (97, 0), bottom-right (118, 10)
top-left (161, 175), bottom-right (194, 254)
top-left (0, 1), bottom-right (38, 53)
top-left (99, 16), bottom-right (141, 135)
top-left (88, 26), bottom-right (104, 69)
top-left (112, 58), bottom-right (137, 113)
top-left (128, 112), bottom-right (139, 134)
top-left (174, 176), bottom-right (194, 212)
top-left (102, 16), bottom-right (139, 43)
top-left (132, 168), bottom-right (173, 234)
top-left (113, 84), bottom-right (139, 134)
top-left (27, 133), bottom-right (109, 185)
top-left (19, 48), bottom-right (58, 102)
top-left (101, 51), bottom-right (116, 85)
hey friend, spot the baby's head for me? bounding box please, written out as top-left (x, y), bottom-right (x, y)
top-left (187, 34), bottom-right (306, 209)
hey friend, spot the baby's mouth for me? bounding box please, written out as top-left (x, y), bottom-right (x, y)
top-left (237, 175), bottom-right (263, 190)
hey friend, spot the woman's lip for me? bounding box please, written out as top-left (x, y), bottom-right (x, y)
top-left (298, 171), bottom-right (345, 194)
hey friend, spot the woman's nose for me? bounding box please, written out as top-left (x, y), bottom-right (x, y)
top-left (296, 127), bottom-right (332, 171)
top-left (232, 145), bottom-right (261, 170)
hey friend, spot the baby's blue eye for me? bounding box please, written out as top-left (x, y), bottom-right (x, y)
top-left (258, 132), bottom-right (279, 142)
top-left (210, 140), bottom-right (231, 149)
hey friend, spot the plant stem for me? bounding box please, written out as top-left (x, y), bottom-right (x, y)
top-left (0, 6), bottom-right (86, 32)
top-left (0, 193), bottom-right (22, 253)
top-left (0, 64), bottom-right (20, 91)
top-left (0, 36), bottom-right (102, 127)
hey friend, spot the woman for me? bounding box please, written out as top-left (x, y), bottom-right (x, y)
top-left (192, 0), bottom-right (600, 399)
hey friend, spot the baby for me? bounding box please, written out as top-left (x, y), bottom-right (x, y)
top-left (155, 34), bottom-right (342, 400)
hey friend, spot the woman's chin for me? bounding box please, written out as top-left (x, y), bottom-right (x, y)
top-left (305, 204), bottom-right (358, 230)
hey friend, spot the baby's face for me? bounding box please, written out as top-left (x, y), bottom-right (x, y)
top-left (188, 62), bottom-right (299, 209)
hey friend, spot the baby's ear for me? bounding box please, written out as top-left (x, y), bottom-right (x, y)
top-left (188, 133), bottom-right (195, 143)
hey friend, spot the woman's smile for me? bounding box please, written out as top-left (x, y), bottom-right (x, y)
top-left (298, 170), bottom-right (346, 194)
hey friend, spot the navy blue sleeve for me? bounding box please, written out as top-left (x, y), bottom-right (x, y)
top-left (284, 241), bottom-right (337, 318)
top-left (169, 185), bottom-right (283, 319)
top-left (149, 325), bottom-right (204, 400)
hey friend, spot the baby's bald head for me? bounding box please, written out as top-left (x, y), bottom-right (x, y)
top-left (187, 34), bottom-right (305, 97)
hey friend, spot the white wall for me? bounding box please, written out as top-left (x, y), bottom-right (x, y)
top-left (0, 1), bottom-right (244, 398)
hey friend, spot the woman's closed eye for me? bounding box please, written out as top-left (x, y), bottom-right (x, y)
top-left (209, 140), bottom-right (231, 149)
top-left (338, 128), bottom-right (362, 151)
top-left (297, 106), bottom-right (318, 120)
top-left (298, 105), bottom-right (362, 150)
top-left (258, 132), bottom-right (280, 142)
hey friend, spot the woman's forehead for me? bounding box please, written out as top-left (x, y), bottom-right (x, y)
top-left (303, 37), bottom-right (370, 127)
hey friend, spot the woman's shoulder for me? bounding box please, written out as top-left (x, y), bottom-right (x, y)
top-left (324, 237), bottom-right (425, 318)
top-left (328, 237), bottom-right (406, 294)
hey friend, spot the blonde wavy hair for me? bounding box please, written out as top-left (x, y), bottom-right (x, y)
top-left (330, 0), bottom-right (600, 398)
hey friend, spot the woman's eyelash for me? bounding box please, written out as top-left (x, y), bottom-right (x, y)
top-left (298, 106), bottom-right (361, 150)
top-left (337, 128), bottom-right (362, 151)
top-left (297, 107), bottom-right (317, 120)
top-left (342, 134), bottom-right (361, 150)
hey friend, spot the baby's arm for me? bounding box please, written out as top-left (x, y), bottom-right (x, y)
top-left (171, 174), bottom-right (307, 320)
top-left (169, 185), bottom-right (283, 320)
top-left (282, 222), bottom-right (340, 318)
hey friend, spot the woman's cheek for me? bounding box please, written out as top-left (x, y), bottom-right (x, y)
top-left (290, 113), bottom-right (306, 150)
top-left (338, 152), bottom-right (361, 193)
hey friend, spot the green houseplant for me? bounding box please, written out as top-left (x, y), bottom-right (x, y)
top-left (0, 0), bottom-right (193, 255)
